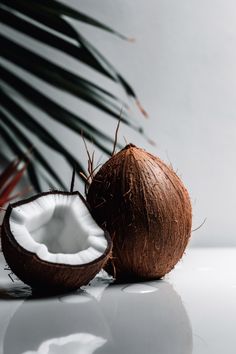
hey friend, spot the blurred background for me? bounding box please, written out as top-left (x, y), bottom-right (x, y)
top-left (1, 0), bottom-right (236, 247)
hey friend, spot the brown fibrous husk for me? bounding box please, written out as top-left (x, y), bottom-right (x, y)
top-left (87, 144), bottom-right (192, 281)
top-left (1, 191), bottom-right (112, 292)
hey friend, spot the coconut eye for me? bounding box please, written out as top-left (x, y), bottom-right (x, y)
top-left (1, 192), bottom-right (112, 291)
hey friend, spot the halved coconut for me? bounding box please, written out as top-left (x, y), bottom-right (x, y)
top-left (1, 191), bottom-right (112, 291)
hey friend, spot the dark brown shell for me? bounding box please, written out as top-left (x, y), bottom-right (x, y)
top-left (87, 144), bottom-right (192, 281)
top-left (1, 191), bottom-right (112, 292)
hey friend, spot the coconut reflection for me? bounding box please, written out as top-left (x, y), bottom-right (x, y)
top-left (21, 333), bottom-right (106, 354)
top-left (98, 280), bottom-right (193, 354)
top-left (3, 278), bottom-right (192, 354)
top-left (3, 291), bottom-right (110, 354)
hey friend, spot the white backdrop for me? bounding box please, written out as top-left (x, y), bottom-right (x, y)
top-left (1, 0), bottom-right (236, 246)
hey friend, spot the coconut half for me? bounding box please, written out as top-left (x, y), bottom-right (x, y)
top-left (1, 191), bottom-right (112, 291)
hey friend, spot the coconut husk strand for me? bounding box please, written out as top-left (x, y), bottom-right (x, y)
top-left (1, 191), bottom-right (112, 291)
top-left (87, 144), bottom-right (192, 281)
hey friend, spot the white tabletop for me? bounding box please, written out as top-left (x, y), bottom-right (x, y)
top-left (0, 248), bottom-right (235, 354)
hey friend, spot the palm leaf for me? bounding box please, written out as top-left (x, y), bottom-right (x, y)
top-left (0, 0), bottom-right (138, 96)
top-left (0, 0), bottom-right (146, 191)
top-left (0, 65), bottom-right (142, 137)
top-left (0, 90), bottom-right (87, 174)
top-left (0, 155), bottom-right (28, 207)
top-left (0, 159), bottom-right (19, 190)
top-left (0, 7), bottom-right (115, 80)
top-left (36, 0), bottom-right (132, 39)
top-left (0, 110), bottom-right (66, 190)
top-left (0, 122), bottom-right (41, 192)
top-left (0, 162), bottom-right (27, 206)
top-left (0, 35), bottom-right (128, 120)
top-left (0, 0), bottom-right (130, 39)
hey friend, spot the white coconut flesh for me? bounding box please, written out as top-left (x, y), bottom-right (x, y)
top-left (8, 194), bottom-right (107, 265)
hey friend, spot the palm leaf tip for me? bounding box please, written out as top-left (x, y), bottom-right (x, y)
top-left (38, 0), bottom-right (132, 40)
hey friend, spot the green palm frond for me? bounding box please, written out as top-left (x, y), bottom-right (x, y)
top-left (0, 0), bottom-right (146, 191)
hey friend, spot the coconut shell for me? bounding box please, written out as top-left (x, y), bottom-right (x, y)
top-left (87, 144), bottom-right (192, 281)
top-left (1, 191), bottom-right (112, 292)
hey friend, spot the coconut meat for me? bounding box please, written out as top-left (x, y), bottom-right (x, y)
top-left (9, 194), bottom-right (107, 265)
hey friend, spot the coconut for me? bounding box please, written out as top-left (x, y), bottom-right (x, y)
top-left (1, 191), bottom-right (112, 291)
top-left (87, 144), bottom-right (192, 281)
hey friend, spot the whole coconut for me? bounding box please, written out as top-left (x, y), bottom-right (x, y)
top-left (87, 144), bottom-right (192, 281)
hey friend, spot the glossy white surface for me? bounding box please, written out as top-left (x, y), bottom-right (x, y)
top-left (0, 248), bottom-right (235, 354)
